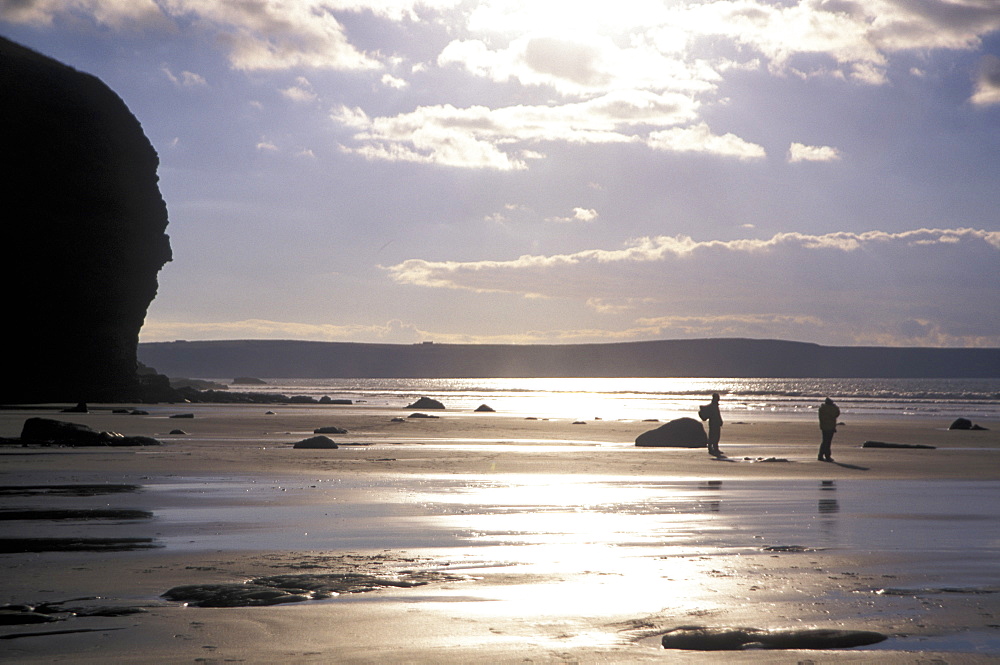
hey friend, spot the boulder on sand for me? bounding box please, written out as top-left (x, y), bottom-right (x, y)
top-left (635, 417), bottom-right (707, 448)
top-left (660, 626), bottom-right (887, 650)
top-left (292, 435), bottom-right (338, 449)
top-left (949, 417), bottom-right (988, 431)
top-left (862, 440), bottom-right (935, 449)
top-left (19, 418), bottom-right (161, 447)
top-left (407, 397), bottom-right (445, 409)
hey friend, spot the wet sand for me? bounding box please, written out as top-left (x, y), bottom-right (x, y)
top-left (1, 404), bottom-right (999, 663)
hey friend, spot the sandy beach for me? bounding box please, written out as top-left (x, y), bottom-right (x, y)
top-left (1, 404), bottom-right (999, 663)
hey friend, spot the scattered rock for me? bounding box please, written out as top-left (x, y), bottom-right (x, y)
top-left (19, 418), bottom-right (161, 447)
top-left (0, 509), bottom-right (152, 521)
top-left (162, 571), bottom-right (466, 608)
top-left (572, 421), bottom-right (587, 425)
top-left (129, 410), bottom-right (149, 416)
top-left (0, 484), bottom-right (140, 497)
top-left (292, 436), bottom-right (338, 449)
top-left (635, 417), bottom-right (707, 448)
top-left (0, 610), bottom-right (60, 625)
top-left (169, 429), bottom-right (187, 435)
top-left (474, 404), bottom-right (495, 412)
top-left (61, 403), bottom-right (88, 413)
top-left (863, 440), bottom-right (936, 449)
top-left (319, 397), bottom-right (353, 405)
top-left (407, 397), bottom-right (445, 409)
top-left (169, 413), bottom-right (194, 419)
top-left (408, 413), bottom-right (439, 419)
top-left (313, 426), bottom-right (348, 434)
top-left (875, 586), bottom-right (1000, 596)
top-left (660, 626), bottom-right (887, 650)
top-left (0, 537), bottom-right (160, 553)
top-left (289, 395), bottom-right (318, 404)
top-left (949, 417), bottom-right (988, 430)
top-left (64, 606), bottom-right (148, 618)
top-left (162, 584), bottom-right (309, 608)
top-left (390, 417), bottom-right (405, 422)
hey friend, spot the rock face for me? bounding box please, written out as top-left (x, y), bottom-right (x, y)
top-left (635, 417), bottom-right (708, 447)
top-left (0, 38), bottom-right (171, 404)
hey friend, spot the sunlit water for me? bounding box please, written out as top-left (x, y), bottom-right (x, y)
top-left (143, 476), bottom-right (1000, 573)
top-left (214, 377), bottom-right (1000, 422)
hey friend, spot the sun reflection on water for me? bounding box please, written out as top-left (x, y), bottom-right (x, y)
top-left (401, 474), bottom-right (742, 619)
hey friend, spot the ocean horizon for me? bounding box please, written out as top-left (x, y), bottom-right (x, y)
top-left (204, 376), bottom-right (1000, 423)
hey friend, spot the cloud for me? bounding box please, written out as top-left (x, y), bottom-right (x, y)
top-left (139, 317), bottom-right (428, 344)
top-left (2, 0), bottom-right (383, 71)
top-left (161, 65), bottom-right (207, 87)
top-left (647, 123), bottom-right (766, 160)
top-left (332, 90), bottom-right (723, 169)
top-left (383, 228), bottom-right (1000, 346)
top-left (438, 33), bottom-right (718, 97)
top-left (788, 142), bottom-right (841, 162)
top-left (188, 1), bottom-right (381, 72)
top-left (547, 207), bottom-right (599, 223)
top-left (385, 228), bottom-right (1000, 293)
top-left (281, 76), bottom-right (316, 102)
top-left (446, 0), bottom-right (1000, 95)
top-left (970, 54), bottom-right (1000, 106)
top-left (381, 73), bottom-right (408, 89)
top-left (0, 0), bottom-right (169, 29)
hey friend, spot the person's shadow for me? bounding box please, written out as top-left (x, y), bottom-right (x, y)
top-left (825, 460), bottom-right (869, 471)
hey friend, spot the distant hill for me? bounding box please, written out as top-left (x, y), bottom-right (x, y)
top-left (138, 339), bottom-right (1000, 379)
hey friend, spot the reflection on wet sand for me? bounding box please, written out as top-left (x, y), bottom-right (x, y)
top-left (3, 474), bottom-right (999, 656)
top-left (819, 480), bottom-right (840, 514)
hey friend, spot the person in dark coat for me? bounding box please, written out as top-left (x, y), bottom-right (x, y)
top-left (818, 397), bottom-right (840, 462)
top-left (703, 393), bottom-right (723, 456)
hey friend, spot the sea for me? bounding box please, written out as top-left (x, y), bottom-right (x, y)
top-left (211, 377), bottom-right (1000, 424)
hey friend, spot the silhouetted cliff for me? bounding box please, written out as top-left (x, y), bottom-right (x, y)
top-left (138, 338), bottom-right (1000, 379)
top-left (1, 38), bottom-right (171, 403)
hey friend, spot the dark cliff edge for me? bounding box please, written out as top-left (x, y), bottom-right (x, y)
top-left (1, 38), bottom-right (172, 404)
top-left (139, 338), bottom-right (1000, 379)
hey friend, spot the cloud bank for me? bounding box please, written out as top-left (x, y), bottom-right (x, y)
top-left (384, 228), bottom-right (1000, 346)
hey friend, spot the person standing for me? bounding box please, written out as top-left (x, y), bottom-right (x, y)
top-left (702, 393), bottom-right (723, 456)
top-left (818, 397), bottom-right (840, 462)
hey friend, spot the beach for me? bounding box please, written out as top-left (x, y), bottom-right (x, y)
top-left (1, 403), bottom-right (999, 663)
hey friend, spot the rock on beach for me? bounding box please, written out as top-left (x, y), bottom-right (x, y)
top-left (292, 435), bottom-right (338, 449)
top-left (407, 397), bottom-right (445, 409)
top-left (635, 417), bottom-right (708, 448)
top-left (660, 626), bottom-right (888, 650)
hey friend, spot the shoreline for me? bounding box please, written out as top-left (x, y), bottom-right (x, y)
top-left (2, 405), bottom-right (999, 662)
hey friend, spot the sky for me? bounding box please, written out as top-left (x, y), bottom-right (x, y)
top-left (3, 0), bottom-right (1000, 348)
